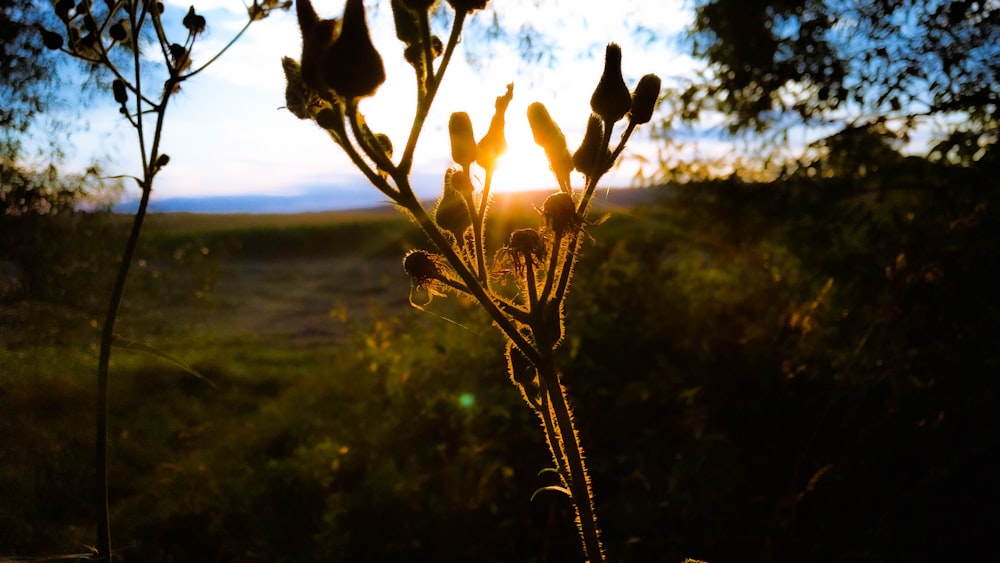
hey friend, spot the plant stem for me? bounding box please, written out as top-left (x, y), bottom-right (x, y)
top-left (401, 191), bottom-right (541, 364)
top-left (537, 360), bottom-right (605, 562)
top-left (399, 9), bottom-right (467, 173)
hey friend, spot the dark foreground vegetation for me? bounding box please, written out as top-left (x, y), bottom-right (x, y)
top-left (2, 154), bottom-right (998, 561)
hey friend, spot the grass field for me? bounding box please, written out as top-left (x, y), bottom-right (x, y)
top-left (1, 190), bottom-right (624, 561)
top-left (4, 180), bottom-right (996, 562)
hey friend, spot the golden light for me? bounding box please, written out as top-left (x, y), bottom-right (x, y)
top-left (489, 140), bottom-right (561, 193)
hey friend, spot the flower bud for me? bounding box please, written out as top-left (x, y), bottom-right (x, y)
top-left (109, 20), bottom-right (128, 42)
top-left (630, 73), bottom-right (661, 124)
top-left (323, 0), bottom-right (385, 100)
top-left (403, 35), bottom-right (442, 66)
top-left (374, 133), bottom-right (393, 159)
top-left (449, 112), bottom-right (477, 167)
top-left (506, 341), bottom-right (537, 389)
top-left (436, 169), bottom-right (472, 241)
top-left (112, 79), bottom-right (128, 105)
top-left (282, 56), bottom-right (311, 120)
top-left (315, 107), bottom-right (342, 130)
top-left (477, 83), bottom-right (513, 172)
top-left (182, 6), bottom-right (206, 35)
top-left (573, 115), bottom-right (611, 177)
top-left (446, 0), bottom-right (489, 13)
top-left (449, 167), bottom-right (474, 195)
top-left (403, 0), bottom-right (437, 12)
top-left (527, 102), bottom-right (573, 189)
top-left (38, 26), bottom-right (64, 50)
top-left (590, 43), bottom-right (631, 123)
top-left (392, 0), bottom-right (421, 45)
top-left (296, 0), bottom-right (336, 94)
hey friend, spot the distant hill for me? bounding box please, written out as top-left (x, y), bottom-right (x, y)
top-left (118, 185), bottom-right (663, 215)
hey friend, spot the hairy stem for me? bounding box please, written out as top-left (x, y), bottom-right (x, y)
top-left (400, 190), bottom-right (541, 364)
top-left (537, 360), bottom-right (604, 562)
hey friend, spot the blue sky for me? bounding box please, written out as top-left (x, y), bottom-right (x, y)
top-left (67, 0), bottom-right (698, 211)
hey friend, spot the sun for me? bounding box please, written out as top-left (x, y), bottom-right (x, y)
top-left (488, 136), bottom-right (561, 193)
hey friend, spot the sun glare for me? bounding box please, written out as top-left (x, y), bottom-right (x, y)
top-left (489, 140), bottom-right (559, 193)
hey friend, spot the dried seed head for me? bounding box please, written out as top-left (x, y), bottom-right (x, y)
top-left (403, 249), bottom-right (442, 287)
top-left (449, 112), bottom-right (477, 167)
top-left (542, 192), bottom-right (581, 237)
top-left (504, 228), bottom-right (546, 276)
top-left (630, 73), bottom-right (661, 124)
top-left (590, 43), bottom-right (631, 123)
top-left (527, 102), bottom-right (574, 188)
top-left (508, 228), bottom-right (545, 258)
top-left (573, 114), bottom-right (611, 177)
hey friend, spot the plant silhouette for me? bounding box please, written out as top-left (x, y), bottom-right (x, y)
top-left (283, 1), bottom-right (661, 560)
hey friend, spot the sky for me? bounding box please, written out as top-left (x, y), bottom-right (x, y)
top-left (66, 0), bottom-right (697, 212)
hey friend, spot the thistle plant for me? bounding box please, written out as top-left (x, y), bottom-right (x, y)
top-left (38, 1), bottom-right (287, 559)
top-left (283, 0), bottom-right (660, 559)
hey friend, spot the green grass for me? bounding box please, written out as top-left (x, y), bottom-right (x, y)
top-left (4, 179), bottom-right (998, 561)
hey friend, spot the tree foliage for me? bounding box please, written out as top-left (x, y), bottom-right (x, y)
top-left (675, 0), bottom-right (999, 167)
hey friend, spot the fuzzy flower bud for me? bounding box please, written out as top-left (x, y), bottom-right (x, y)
top-left (446, 0), bottom-right (489, 13)
top-left (476, 83), bottom-right (513, 172)
top-left (37, 26), bottom-right (64, 50)
top-left (506, 341), bottom-right (537, 389)
top-left (573, 115), bottom-right (611, 177)
top-left (436, 169), bottom-right (472, 241)
top-left (393, 0), bottom-right (425, 48)
top-left (590, 43), bottom-right (631, 123)
top-left (449, 112), bottom-right (477, 167)
top-left (527, 102), bottom-right (573, 189)
top-left (630, 73), bottom-right (661, 124)
top-left (296, 0), bottom-right (385, 100)
top-left (326, 0), bottom-right (385, 99)
top-left (112, 79), bottom-right (128, 105)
